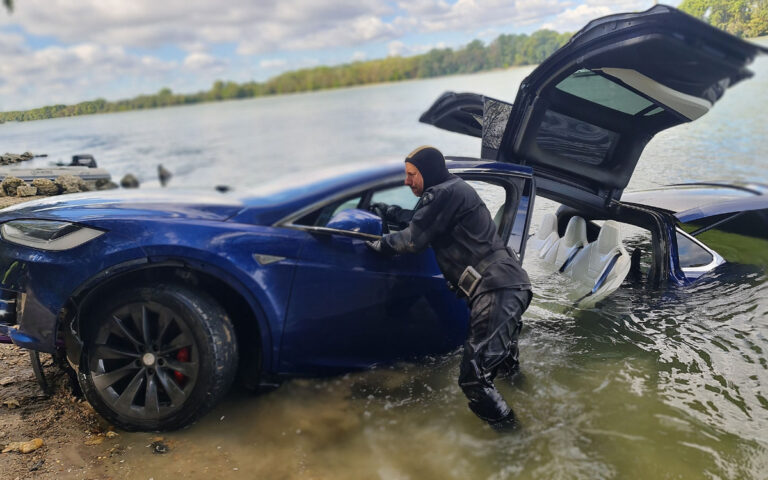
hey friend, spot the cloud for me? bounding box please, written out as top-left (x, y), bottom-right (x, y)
top-left (259, 58), bottom-right (288, 69)
top-left (183, 52), bottom-right (226, 70)
top-left (351, 51), bottom-right (367, 61)
top-left (541, 0), bottom-right (654, 32)
top-left (388, 40), bottom-right (447, 57)
top-left (0, 41), bottom-right (177, 110)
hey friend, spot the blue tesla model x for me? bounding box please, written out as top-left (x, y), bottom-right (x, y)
top-left (0, 5), bottom-right (765, 430)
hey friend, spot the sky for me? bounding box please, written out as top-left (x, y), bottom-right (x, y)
top-left (0, 0), bottom-right (662, 111)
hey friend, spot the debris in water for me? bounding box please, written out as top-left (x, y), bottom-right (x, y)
top-left (2, 438), bottom-right (44, 454)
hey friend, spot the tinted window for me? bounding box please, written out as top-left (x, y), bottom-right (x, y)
top-left (371, 185), bottom-right (419, 211)
top-left (716, 210), bottom-right (768, 239)
top-left (677, 232), bottom-right (713, 268)
top-left (537, 110), bottom-right (619, 165)
top-left (556, 69), bottom-right (655, 115)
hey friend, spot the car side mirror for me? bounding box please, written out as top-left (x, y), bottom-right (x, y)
top-left (326, 209), bottom-right (383, 236)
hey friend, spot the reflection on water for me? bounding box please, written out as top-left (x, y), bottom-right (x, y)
top-left (1, 51), bottom-right (767, 478)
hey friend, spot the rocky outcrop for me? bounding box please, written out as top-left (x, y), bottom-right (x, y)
top-left (120, 174), bottom-right (140, 189)
top-left (1, 176), bottom-right (25, 196)
top-left (31, 178), bottom-right (60, 196)
top-left (55, 175), bottom-right (90, 194)
top-left (16, 185), bottom-right (38, 197)
top-left (0, 152), bottom-right (40, 166)
top-left (95, 178), bottom-right (119, 191)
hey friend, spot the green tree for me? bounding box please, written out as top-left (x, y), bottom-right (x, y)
top-left (679, 0), bottom-right (768, 37)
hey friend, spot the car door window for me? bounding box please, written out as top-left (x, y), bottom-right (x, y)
top-left (370, 184), bottom-right (419, 211)
top-left (294, 195), bottom-right (363, 227)
top-left (676, 231), bottom-right (714, 268)
top-left (466, 180), bottom-right (506, 226)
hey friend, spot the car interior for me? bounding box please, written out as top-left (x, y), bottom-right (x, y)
top-left (527, 212), bottom-right (633, 307)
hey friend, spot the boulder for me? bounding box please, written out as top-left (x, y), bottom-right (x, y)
top-left (16, 185), bottom-right (38, 197)
top-left (120, 173), bottom-right (140, 189)
top-left (95, 178), bottom-right (119, 191)
top-left (31, 178), bottom-right (60, 196)
top-left (2, 176), bottom-right (25, 196)
top-left (55, 175), bottom-right (90, 194)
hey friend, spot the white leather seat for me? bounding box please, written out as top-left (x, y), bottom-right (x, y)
top-left (543, 216), bottom-right (588, 269)
top-left (567, 220), bottom-right (631, 307)
top-left (528, 213), bottom-right (559, 258)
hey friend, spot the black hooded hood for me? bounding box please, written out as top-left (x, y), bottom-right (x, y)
top-left (405, 146), bottom-right (451, 191)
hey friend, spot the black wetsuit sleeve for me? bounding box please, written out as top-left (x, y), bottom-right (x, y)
top-left (381, 189), bottom-right (455, 254)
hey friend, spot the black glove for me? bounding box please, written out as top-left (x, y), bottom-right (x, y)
top-left (366, 239), bottom-right (395, 255)
top-left (369, 202), bottom-right (389, 218)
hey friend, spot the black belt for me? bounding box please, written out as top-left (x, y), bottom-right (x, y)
top-left (457, 248), bottom-right (512, 297)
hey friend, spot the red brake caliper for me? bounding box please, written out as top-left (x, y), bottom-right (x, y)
top-left (174, 347), bottom-right (190, 384)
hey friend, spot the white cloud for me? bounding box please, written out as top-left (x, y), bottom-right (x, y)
top-left (388, 40), bottom-right (448, 57)
top-left (351, 51), bottom-right (367, 61)
top-left (0, 41), bottom-right (177, 110)
top-left (183, 52), bottom-right (226, 70)
top-left (541, 0), bottom-right (655, 32)
top-left (259, 58), bottom-right (288, 69)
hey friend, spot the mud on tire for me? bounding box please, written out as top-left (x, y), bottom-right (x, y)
top-left (78, 284), bottom-right (238, 431)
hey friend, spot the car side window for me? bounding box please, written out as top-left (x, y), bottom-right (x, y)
top-left (676, 231), bottom-right (713, 268)
top-left (294, 195), bottom-right (363, 227)
top-left (371, 185), bottom-right (419, 211)
top-left (465, 180), bottom-right (506, 227)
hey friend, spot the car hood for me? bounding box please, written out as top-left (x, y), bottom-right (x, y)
top-left (0, 189), bottom-right (246, 223)
top-left (421, 5), bottom-right (768, 210)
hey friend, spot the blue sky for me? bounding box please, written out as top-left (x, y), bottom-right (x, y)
top-left (0, 0), bottom-right (661, 111)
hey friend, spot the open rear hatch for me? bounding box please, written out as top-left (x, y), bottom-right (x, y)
top-left (421, 5), bottom-right (768, 211)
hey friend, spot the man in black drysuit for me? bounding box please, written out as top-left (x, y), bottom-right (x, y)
top-left (367, 146), bottom-right (532, 430)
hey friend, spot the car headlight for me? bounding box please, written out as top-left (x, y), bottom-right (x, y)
top-left (0, 220), bottom-right (105, 251)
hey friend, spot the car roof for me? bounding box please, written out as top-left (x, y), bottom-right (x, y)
top-left (622, 182), bottom-right (768, 223)
top-left (622, 184), bottom-right (758, 212)
top-left (233, 159), bottom-right (533, 225)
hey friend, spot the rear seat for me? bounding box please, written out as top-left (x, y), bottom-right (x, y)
top-left (565, 220), bottom-right (631, 307)
top-left (528, 213), bottom-right (559, 258)
top-left (543, 216), bottom-right (588, 270)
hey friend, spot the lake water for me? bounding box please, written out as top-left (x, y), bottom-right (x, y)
top-left (1, 51), bottom-right (767, 479)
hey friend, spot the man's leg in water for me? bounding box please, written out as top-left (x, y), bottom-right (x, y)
top-left (458, 288), bottom-right (530, 428)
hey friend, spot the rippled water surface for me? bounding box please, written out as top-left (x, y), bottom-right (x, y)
top-left (1, 47), bottom-right (767, 479)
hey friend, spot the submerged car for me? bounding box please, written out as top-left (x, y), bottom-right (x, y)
top-left (0, 5), bottom-right (766, 430)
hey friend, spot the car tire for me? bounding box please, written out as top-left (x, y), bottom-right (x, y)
top-left (78, 284), bottom-right (238, 431)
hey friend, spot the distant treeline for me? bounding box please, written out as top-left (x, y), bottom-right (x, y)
top-left (679, 0), bottom-right (768, 38)
top-left (0, 30), bottom-right (571, 123)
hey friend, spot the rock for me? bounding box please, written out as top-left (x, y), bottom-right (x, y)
top-left (55, 175), bottom-right (89, 194)
top-left (95, 179), bottom-right (118, 191)
top-left (1, 177), bottom-right (25, 196)
top-left (120, 174), bottom-right (139, 189)
top-left (158, 164), bottom-right (172, 187)
top-left (20, 152), bottom-right (33, 160)
top-left (105, 431), bottom-right (118, 439)
top-left (31, 178), bottom-right (60, 196)
top-left (84, 437), bottom-right (103, 446)
top-left (2, 438), bottom-right (44, 454)
top-left (16, 185), bottom-right (37, 197)
top-left (3, 398), bottom-right (20, 409)
top-left (0, 376), bottom-right (15, 386)
top-left (149, 440), bottom-right (168, 454)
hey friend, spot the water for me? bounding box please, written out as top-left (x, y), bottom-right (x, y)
top-left (1, 52), bottom-right (767, 479)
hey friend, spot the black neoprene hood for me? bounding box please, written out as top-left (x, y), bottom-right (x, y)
top-left (405, 146), bottom-right (451, 191)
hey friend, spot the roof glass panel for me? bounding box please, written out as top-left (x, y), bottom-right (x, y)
top-left (555, 69), bottom-right (655, 115)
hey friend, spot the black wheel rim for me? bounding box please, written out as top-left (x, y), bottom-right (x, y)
top-left (88, 301), bottom-right (199, 420)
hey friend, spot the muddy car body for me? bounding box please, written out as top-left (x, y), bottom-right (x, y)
top-left (0, 5), bottom-right (766, 430)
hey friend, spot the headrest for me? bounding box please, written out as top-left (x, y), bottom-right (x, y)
top-left (562, 216), bottom-right (587, 247)
top-left (536, 213), bottom-right (558, 240)
top-left (597, 221), bottom-right (622, 254)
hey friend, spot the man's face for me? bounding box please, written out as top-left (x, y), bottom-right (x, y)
top-left (404, 163), bottom-right (424, 197)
